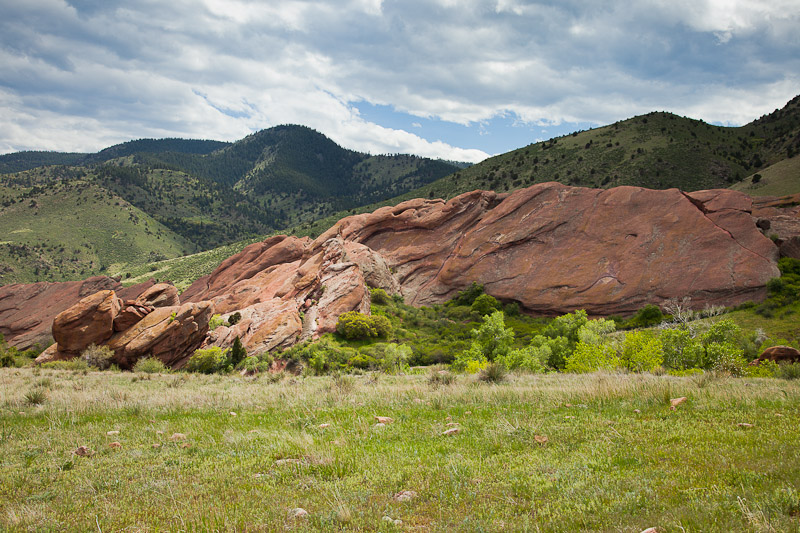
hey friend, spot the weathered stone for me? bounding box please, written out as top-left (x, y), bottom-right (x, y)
top-left (135, 282), bottom-right (180, 308)
top-left (52, 290), bottom-right (122, 355)
top-left (0, 276), bottom-right (153, 350)
top-left (106, 301), bottom-right (215, 369)
top-left (755, 345), bottom-right (800, 364)
top-left (204, 299), bottom-right (302, 354)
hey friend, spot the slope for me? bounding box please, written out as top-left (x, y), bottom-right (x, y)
top-left (0, 169), bottom-right (195, 284)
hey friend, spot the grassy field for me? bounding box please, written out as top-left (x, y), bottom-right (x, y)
top-left (1, 368), bottom-right (799, 531)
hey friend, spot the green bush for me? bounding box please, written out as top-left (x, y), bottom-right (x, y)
top-left (133, 357), bottom-right (168, 374)
top-left (706, 342), bottom-right (747, 376)
top-left (80, 344), bottom-right (115, 370)
top-left (208, 314), bottom-right (227, 330)
top-left (565, 342), bottom-right (620, 373)
top-left (620, 331), bottom-right (664, 372)
top-left (336, 311), bottom-right (392, 339)
top-left (1, 352), bottom-right (19, 368)
top-left (369, 288), bottom-right (391, 305)
top-left (775, 362), bottom-right (800, 380)
top-left (184, 347), bottom-right (231, 374)
top-left (229, 337), bottom-right (247, 367)
top-left (40, 359), bottom-right (89, 371)
top-left (660, 328), bottom-right (704, 369)
top-left (227, 312), bottom-right (242, 326)
top-left (471, 293), bottom-right (501, 316)
top-left (450, 282), bottom-right (485, 307)
top-left (624, 304), bottom-right (664, 329)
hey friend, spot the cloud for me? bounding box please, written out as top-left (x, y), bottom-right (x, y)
top-left (0, 0), bottom-right (798, 162)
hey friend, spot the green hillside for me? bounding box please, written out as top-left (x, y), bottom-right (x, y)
top-left (0, 171), bottom-right (195, 284)
top-left (0, 126), bottom-right (461, 283)
top-left (730, 155), bottom-right (800, 197)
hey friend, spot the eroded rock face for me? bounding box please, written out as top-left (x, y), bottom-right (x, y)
top-left (105, 301), bottom-right (215, 369)
top-left (7, 182), bottom-right (793, 364)
top-left (52, 290), bottom-right (122, 355)
top-left (0, 276), bottom-right (154, 350)
top-left (204, 299), bottom-right (302, 354)
top-left (320, 183), bottom-right (779, 314)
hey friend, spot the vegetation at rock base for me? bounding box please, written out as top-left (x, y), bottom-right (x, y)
top-left (2, 367), bottom-right (800, 531)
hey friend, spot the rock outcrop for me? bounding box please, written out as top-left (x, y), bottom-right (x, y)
top-left (0, 276), bottom-right (154, 350)
top-left (6, 182), bottom-right (797, 367)
top-left (316, 184), bottom-right (778, 314)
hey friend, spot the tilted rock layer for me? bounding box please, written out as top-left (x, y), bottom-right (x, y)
top-left (313, 183), bottom-right (779, 314)
top-left (6, 182), bottom-right (794, 367)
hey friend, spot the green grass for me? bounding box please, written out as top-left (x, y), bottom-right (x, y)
top-left (730, 155), bottom-right (800, 197)
top-left (1, 368), bottom-right (799, 531)
top-left (0, 177), bottom-right (195, 284)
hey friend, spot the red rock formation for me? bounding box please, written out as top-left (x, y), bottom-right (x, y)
top-left (105, 301), bottom-right (215, 369)
top-left (0, 276), bottom-right (154, 350)
top-left (52, 289), bottom-right (121, 354)
top-left (6, 183), bottom-right (793, 364)
top-left (318, 184), bottom-right (778, 314)
top-left (753, 345), bottom-right (800, 364)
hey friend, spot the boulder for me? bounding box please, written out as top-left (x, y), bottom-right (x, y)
top-left (105, 301), bottom-right (215, 369)
top-left (754, 345), bottom-right (800, 365)
top-left (113, 303), bottom-right (153, 332)
top-left (135, 282), bottom-right (180, 308)
top-left (0, 276), bottom-right (153, 350)
top-left (52, 290), bottom-right (122, 355)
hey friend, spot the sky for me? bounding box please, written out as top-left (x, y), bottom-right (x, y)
top-left (1, 0), bottom-right (798, 163)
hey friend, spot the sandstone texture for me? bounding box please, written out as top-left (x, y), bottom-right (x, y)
top-left (6, 182), bottom-right (797, 367)
top-left (0, 276), bottom-right (154, 350)
top-left (318, 183), bottom-right (778, 314)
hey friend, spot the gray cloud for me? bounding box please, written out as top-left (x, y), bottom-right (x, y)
top-left (0, 0), bottom-right (798, 161)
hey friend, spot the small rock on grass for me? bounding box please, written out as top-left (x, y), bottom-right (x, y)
top-left (442, 427), bottom-right (461, 436)
top-left (534, 435), bottom-right (548, 445)
top-left (73, 446), bottom-right (93, 457)
top-left (640, 528), bottom-right (659, 533)
top-left (107, 430), bottom-right (120, 436)
top-left (393, 490), bottom-right (417, 502)
top-left (288, 508), bottom-right (309, 519)
top-left (109, 442), bottom-right (122, 448)
top-left (670, 397), bottom-right (687, 408)
top-left (374, 416), bottom-right (394, 424)
top-left (737, 422), bottom-right (754, 428)
top-left (383, 515), bottom-right (403, 525)
top-left (319, 423), bottom-right (331, 429)
top-left (229, 411), bottom-right (237, 416)
top-left (169, 433), bottom-right (187, 441)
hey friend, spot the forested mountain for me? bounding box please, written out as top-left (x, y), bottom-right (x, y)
top-left (0, 126), bottom-right (462, 283)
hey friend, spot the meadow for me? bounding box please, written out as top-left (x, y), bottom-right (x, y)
top-left (1, 367), bottom-right (799, 532)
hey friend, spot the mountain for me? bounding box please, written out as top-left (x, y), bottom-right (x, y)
top-left (0, 126), bottom-right (462, 283)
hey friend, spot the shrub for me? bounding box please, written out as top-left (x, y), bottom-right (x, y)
top-left (706, 342), bottom-right (747, 376)
top-left (1, 352), bottom-right (19, 368)
top-left (744, 360), bottom-right (778, 378)
top-left (380, 343), bottom-right (412, 374)
top-left (775, 362), bottom-right (800, 380)
top-left (625, 304), bottom-right (664, 329)
top-left (565, 342), bottom-right (620, 373)
top-left (496, 341), bottom-right (549, 373)
top-left (80, 344), bottom-right (115, 370)
top-left (450, 282), bottom-right (485, 307)
top-left (336, 312), bottom-right (392, 340)
top-left (369, 288), bottom-right (391, 305)
top-left (660, 328), bottom-right (704, 369)
top-left (428, 368), bottom-right (457, 387)
top-left (471, 294), bottom-right (501, 316)
top-left (133, 357), bottom-right (168, 374)
top-left (229, 337), bottom-right (247, 368)
top-left (701, 319), bottom-right (742, 347)
top-left (227, 312), bottom-right (242, 326)
top-left (620, 331), bottom-right (664, 372)
top-left (184, 347), bottom-right (231, 374)
top-left (40, 359), bottom-right (89, 371)
top-left (478, 362), bottom-right (507, 383)
top-left (504, 301), bottom-right (520, 316)
top-left (209, 314), bottom-right (227, 330)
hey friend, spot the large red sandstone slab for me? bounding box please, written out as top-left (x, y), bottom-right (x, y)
top-left (0, 276), bottom-right (154, 350)
top-left (318, 183), bottom-right (779, 315)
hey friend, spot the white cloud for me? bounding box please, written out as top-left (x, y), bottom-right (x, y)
top-left (0, 0), bottom-right (798, 161)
